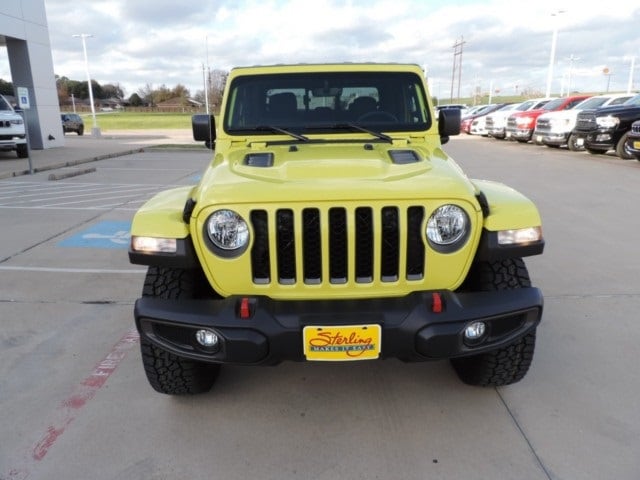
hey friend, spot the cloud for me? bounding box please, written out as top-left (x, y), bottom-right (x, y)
top-left (1, 0), bottom-right (638, 100)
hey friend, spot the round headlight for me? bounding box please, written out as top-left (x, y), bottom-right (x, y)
top-left (426, 204), bottom-right (469, 250)
top-left (206, 210), bottom-right (249, 252)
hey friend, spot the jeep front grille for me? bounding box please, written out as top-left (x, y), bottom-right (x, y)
top-left (250, 205), bottom-right (426, 286)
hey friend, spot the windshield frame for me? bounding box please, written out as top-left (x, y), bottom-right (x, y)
top-left (223, 71), bottom-right (432, 137)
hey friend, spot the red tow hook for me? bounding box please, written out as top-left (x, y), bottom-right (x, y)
top-left (431, 292), bottom-right (443, 313)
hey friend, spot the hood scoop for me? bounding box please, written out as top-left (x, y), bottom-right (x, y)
top-left (389, 149), bottom-right (421, 164)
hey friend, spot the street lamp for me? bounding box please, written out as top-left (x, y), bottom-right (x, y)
top-left (545, 10), bottom-right (565, 98)
top-left (73, 33), bottom-right (101, 137)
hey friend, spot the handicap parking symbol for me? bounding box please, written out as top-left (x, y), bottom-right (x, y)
top-left (58, 220), bottom-right (131, 249)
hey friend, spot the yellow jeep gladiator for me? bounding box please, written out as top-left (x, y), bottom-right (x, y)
top-left (129, 63), bottom-right (545, 395)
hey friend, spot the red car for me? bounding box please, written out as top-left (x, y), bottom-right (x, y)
top-left (505, 95), bottom-right (590, 143)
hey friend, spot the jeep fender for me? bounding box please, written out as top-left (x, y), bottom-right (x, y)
top-left (472, 179), bottom-right (544, 260)
top-left (129, 186), bottom-right (200, 268)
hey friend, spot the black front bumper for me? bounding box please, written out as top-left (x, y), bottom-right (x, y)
top-left (135, 288), bottom-right (543, 365)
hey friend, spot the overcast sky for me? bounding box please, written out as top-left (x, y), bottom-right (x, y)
top-left (9, 0), bottom-right (640, 100)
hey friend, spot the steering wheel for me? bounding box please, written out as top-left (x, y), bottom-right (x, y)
top-left (357, 111), bottom-right (399, 122)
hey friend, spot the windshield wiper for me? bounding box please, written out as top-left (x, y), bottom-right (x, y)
top-left (331, 123), bottom-right (393, 143)
top-left (255, 125), bottom-right (309, 142)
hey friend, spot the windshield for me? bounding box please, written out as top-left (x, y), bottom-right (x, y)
top-left (542, 98), bottom-right (567, 110)
top-left (575, 97), bottom-right (609, 109)
top-left (0, 96), bottom-right (13, 111)
top-left (224, 71), bottom-right (431, 135)
top-left (623, 94), bottom-right (640, 106)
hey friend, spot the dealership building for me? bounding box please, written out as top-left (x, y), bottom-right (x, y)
top-left (0, 0), bottom-right (63, 150)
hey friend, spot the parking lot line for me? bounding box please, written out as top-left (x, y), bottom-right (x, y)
top-left (4, 329), bottom-right (140, 480)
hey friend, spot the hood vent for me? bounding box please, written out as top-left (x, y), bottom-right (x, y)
top-left (244, 153), bottom-right (274, 167)
top-left (389, 149), bottom-right (421, 164)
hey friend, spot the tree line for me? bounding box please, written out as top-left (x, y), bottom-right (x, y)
top-left (51, 68), bottom-right (228, 111)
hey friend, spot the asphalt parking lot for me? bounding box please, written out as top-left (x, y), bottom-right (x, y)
top-left (1, 134), bottom-right (639, 480)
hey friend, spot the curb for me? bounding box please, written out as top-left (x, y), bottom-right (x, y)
top-left (0, 148), bottom-right (146, 180)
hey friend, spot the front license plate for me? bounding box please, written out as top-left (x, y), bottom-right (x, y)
top-left (536, 135), bottom-right (543, 143)
top-left (633, 141), bottom-right (640, 149)
top-left (506, 131), bottom-right (512, 138)
top-left (303, 325), bottom-right (381, 361)
top-left (576, 137), bottom-right (584, 146)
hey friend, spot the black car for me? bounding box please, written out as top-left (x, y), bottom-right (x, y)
top-left (61, 113), bottom-right (84, 135)
top-left (624, 119), bottom-right (640, 161)
top-left (572, 94), bottom-right (640, 159)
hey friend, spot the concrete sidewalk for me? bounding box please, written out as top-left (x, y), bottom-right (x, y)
top-left (0, 129), bottom-right (201, 179)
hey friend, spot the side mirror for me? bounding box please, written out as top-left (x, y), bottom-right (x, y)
top-left (438, 108), bottom-right (461, 145)
top-left (192, 114), bottom-right (216, 149)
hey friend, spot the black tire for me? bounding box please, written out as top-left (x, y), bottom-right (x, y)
top-left (77, 126), bottom-right (84, 136)
top-left (615, 132), bottom-right (633, 159)
top-left (16, 143), bottom-right (28, 159)
top-left (140, 266), bottom-right (220, 395)
top-left (451, 258), bottom-right (537, 387)
top-left (567, 133), bottom-right (584, 152)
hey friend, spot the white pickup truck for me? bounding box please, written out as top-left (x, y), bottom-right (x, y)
top-left (0, 94), bottom-right (28, 158)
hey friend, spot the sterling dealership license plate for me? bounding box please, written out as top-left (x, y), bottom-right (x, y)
top-left (303, 325), bottom-right (381, 361)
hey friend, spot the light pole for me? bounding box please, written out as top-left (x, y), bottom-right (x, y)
top-left (545, 10), bottom-right (565, 98)
top-left (627, 56), bottom-right (636, 94)
top-left (73, 33), bottom-right (100, 137)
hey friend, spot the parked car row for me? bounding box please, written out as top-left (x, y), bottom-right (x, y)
top-left (460, 93), bottom-right (640, 161)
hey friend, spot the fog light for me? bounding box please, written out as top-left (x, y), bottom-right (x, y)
top-left (464, 322), bottom-right (486, 340)
top-left (195, 329), bottom-right (219, 348)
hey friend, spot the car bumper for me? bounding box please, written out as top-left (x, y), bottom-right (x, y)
top-left (625, 134), bottom-right (640, 158)
top-left (135, 288), bottom-right (543, 365)
top-left (574, 129), bottom-right (616, 151)
top-left (534, 131), bottom-right (569, 145)
top-left (505, 128), bottom-right (533, 140)
top-left (487, 127), bottom-right (505, 138)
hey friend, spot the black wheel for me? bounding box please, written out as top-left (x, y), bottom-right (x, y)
top-left (451, 258), bottom-right (537, 387)
top-left (16, 143), bottom-right (28, 158)
top-left (567, 133), bottom-right (584, 152)
top-left (77, 126), bottom-right (84, 136)
top-left (140, 266), bottom-right (220, 395)
top-left (615, 132), bottom-right (634, 159)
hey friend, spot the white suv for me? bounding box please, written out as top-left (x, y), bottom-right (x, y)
top-left (0, 95), bottom-right (28, 158)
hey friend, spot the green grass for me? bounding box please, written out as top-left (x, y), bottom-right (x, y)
top-left (79, 112), bottom-right (196, 130)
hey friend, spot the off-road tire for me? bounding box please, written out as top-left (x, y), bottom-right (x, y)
top-left (615, 132), bottom-right (633, 159)
top-left (140, 266), bottom-right (220, 395)
top-left (567, 133), bottom-right (584, 152)
top-left (451, 258), bottom-right (537, 387)
top-left (16, 143), bottom-right (28, 159)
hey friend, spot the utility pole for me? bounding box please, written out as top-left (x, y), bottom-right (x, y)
top-left (450, 36), bottom-right (465, 103)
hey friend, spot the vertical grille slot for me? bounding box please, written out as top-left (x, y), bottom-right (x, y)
top-left (381, 207), bottom-right (399, 282)
top-left (302, 208), bottom-right (321, 284)
top-left (250, 210), bottom-right (270, 283)
top-left (406, 206), bottom-right (425, 280)
top-left (355, 207), bottom-right (374, 283)
top-left (276, 209), bottom-right (296, 284)
top-left (329, 207), bottom-right (347, 283)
